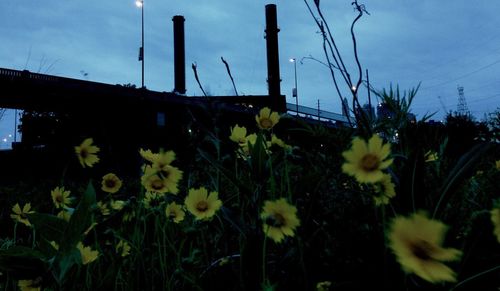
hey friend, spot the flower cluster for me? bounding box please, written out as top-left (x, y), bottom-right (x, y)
top-left (6, 106), bottom-right (499, 290)
top-left (229, 107), bottom-right (300, 243)
top-left (140, 149), bottom-right (183, 195)
top-left (229, 107), bottom-right (292, 160)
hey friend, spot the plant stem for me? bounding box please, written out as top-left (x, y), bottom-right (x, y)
top-left (449, 265), bottom-right (500, 291)
top-left (262, 230), bottom-right (269, 287)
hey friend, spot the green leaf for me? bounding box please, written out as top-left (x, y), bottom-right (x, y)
top-left (26, 213), bottom-right (68, 243)
top-left (51, 182), bottom-right (96, 285)
top-left (249, 132), bottom-right (267, 179)
top-left (433, 142), bottom-right (493, 218)
top-left (53, 248), bottom-right (81, 284)
top-left (59, 182), bottom-right (96, 252)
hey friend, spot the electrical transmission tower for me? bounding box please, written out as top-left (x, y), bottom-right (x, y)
top-left (457, 85), bottom-right (470, 115)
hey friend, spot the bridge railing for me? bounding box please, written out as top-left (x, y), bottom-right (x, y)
top-left (286, 103), bottom-right (352, 124)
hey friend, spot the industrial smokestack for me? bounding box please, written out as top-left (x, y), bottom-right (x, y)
top-left (173, 15), bottom-right (186, 94)
top-left (265, 4), bottom-right (284, 111)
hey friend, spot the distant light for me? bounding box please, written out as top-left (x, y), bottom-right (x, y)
top-left (351, 86), bottom-right (357, 91)
top-left (8, 134), bottom-right (12, 138)
top-left (188, 129), bottom-right (192, 133)
top-left (135, 0), bottom-right (143, 7)
top-left (2, 138), bottom-right (7, 142)
top-left (289, 58), bottom-right (296, 63)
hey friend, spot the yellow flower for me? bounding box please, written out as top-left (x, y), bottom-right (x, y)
top-left (139, 148), bottom-right (156, 163)
top-left (151, 150), bottom-right (177, 172)
top-left (424, 150), bottom-right (438, 162)
top-left (50, 241), bottom-right (59, 250)
top-left (229, 125), bottom-right (248, 146)
top-left (76, 242), bottom-right (99, 265)
top-left (342, 135), bottom-right (393, 184)
top-left (57, 209), bottom-right (72, 222)
top-left (10, 203), bottom-right (34, 227)
top-left (123, 210), bottom-right (135, 222)
top-left (18, 278), bottom-right (42, 291)
top-left (142, 192), bottom-right (163, 209)
top-left (165, 202), bottom-right (185, 223)
top-left (271, 134), bottom-right (292, 151)
top-left (141, 165), bottom-right (182, 194)
top-left (51, 186), bottom-right (73, 209)
top-left (116, 240), bottom-right (131, 257)
top-left (110, 199), bottom-right (126, 211)
top-left (373, 173), bottom-right (396, 206)
top-left (238, 133), bottom-right (258, 158)
top-left (388, 211), bottom-right (462, 283)
top-left (261, 198), bottom-right (300, 243)
top-left (184, 187), bottom-right (222, 220)
top-left (97, 201), bottom-right (110, 216)
top-left (255, 107), bottom-right (280, 130)
top-left (140, 148), bottom-right (176, 168)
top-left (75, 138), bottom-right (100, 168)
top-left (141, 171), bottom-right (168, 194)
top-left (158, 166), bottom-right (183, 194)
top-left (101, 173), bottom-right (122, 194)
top-left (491, 207), bottom-right (500, 243)
top-left (495, 160), bottom-right (500, 170)
top-left (316, 281), bottom-right (332, 291)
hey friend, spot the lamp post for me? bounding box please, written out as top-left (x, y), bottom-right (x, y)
top-left (136, 0), bottom-right (144, 88)
top-left (290, 58), bottom-right (298, 114)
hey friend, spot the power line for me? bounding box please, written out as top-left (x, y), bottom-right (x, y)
top-left (467, 92), bottom-right (500, 104)
top-left (421, 58), bottom-right (500, 90)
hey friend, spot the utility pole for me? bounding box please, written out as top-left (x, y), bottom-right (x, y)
top-left (136, 0), bottom-right (145, 88)
top-left (317, 99), bottom-right (320, 121)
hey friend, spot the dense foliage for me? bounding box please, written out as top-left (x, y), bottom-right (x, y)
top-left (0, 103), bottom-right (499, 291)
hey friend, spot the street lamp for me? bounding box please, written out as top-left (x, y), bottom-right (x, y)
top-left (289, 58), bottom-right (298, 114)
top-left (136, 0), bottom-right (145, 88)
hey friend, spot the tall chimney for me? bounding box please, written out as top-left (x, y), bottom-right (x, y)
top-left (265, 4), bottom-right (284, 111)
top-left (173, 15), bottom-right (186, 94)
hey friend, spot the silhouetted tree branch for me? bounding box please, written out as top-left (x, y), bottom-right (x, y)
top-left (304, 0), bottom-right (371, 131)
top-left (221, 57), bottom-right (238, 96)
top-left (191, 62), bottom-right (208, 97)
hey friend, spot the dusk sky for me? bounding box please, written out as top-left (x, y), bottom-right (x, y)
top-left (1, 0), bottom-right (500, 147)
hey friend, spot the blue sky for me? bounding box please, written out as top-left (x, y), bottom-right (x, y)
top-left (1, 0), bottom-right (500, 147)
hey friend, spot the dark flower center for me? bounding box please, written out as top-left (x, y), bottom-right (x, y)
top-left (160, 169), bottom-right (171, 179)
top-left (260, 118), bottom-right (273, 129)
top-left (196, 201), bottom-right (209, 212)
top-left (55, 194), bottom-right (63, 203)
top-left (266, 213), bottom-right (286, 228)
top-left (410, 240), bottom-right (435, 261)
top-left (80, 148), bottom-right (89, 159)
top-left (151, 179), bottom-right (164, 190)
top-left (105, 179), bottom-right (116, 188)
top-left (361, 154), bottom-right (380, 171)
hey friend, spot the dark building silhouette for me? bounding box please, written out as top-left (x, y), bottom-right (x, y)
top-left (0, 5), bottom-right (350, 179)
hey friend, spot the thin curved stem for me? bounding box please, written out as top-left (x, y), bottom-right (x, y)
top-left (449, 265), bottom-right (500, 291)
